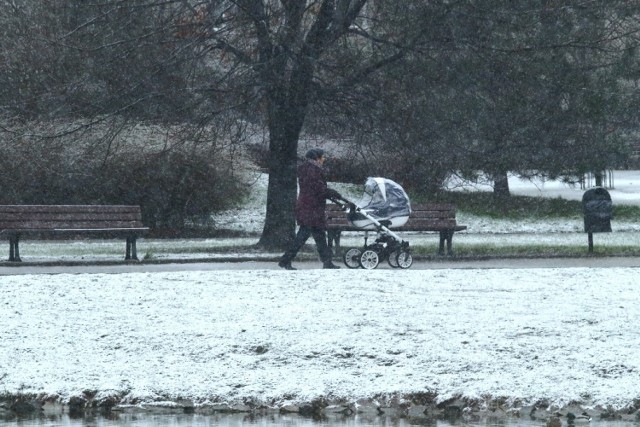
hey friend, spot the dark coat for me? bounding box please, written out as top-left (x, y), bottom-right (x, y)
top-left (295, 160), bottom-right (342, 229)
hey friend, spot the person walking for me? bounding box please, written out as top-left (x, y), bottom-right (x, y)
top-left (279, 148), bottom-right (343, 270)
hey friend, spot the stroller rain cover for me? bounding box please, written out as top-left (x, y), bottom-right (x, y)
top-left (348, 177), bottom-right (412, 230)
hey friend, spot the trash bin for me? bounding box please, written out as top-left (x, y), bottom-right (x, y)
top-left (582, 187), bottom-right (612, 252)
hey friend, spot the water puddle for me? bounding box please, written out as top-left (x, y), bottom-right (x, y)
top-left (0, 412), bottom-right (634, 427)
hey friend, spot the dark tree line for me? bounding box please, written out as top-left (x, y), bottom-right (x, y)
top-left (1, 1), bottom-right (640, 246)
top-left (342, 1), bottom-right (640, 197)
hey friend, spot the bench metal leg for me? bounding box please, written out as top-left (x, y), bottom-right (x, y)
top-left (327, 230), bottom-right (341, 255)
top-left (125, 236), bottom-right (139, 261)
top-left (438, 230), bottom-right (454, 256)
top-left (9, 235), bottom-right (21, 262)
top-left (438, 231), bottom-right (446, 255)
top-left (131, 237), bottom-right (138, 260)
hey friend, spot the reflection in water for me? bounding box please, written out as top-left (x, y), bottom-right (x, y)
top-left (0, 412), bottom-right (631, 427)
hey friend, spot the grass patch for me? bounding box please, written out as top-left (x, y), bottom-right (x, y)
top-left (410, 243), bottom-right (640, 258)
top-left (611, 203), bottom-right (640, 220)
top-left (414, 190), bottom-right (640, 221)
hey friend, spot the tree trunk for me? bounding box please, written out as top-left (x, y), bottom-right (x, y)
top-left (259, 152), bottom-right (297, 250)
top-left (594, 171), bottom-right (603, 187)
top-left (493, 171), bottom-right (510, 199)
top-left (257, 135), bottom-right (298, 249)
top-left (257, 89), bottom-right (307, 250)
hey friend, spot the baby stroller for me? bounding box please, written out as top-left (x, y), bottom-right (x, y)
top-left (333, 177), bottom-right (413, 269)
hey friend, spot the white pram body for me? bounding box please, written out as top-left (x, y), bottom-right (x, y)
top-left (338, 177), bottom-right (413, 269)
top-left (347, 177), bottom-right (411, 230)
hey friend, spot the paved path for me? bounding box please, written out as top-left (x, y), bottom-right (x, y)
top-left (2, 256), bottom-right (640, 275)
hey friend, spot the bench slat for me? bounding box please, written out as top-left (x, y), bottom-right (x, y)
top-left (0, 205), bottom-right (144, 231)
top-left (396, 220), bottom-right (461, 230)
top-left (328, 225), bottom-right (467, 232)
top-left (408, 211), bottom-right (456, 219)
top-left (404, 218), bottom-right (457, 226)
top-left (0, 205), bottom-right (141, 213)
top-left (326, 222), bottom-right (465, 231)
top-left (326, 221), bottom-right (465, 229)
top-left (328, 211), bottom-right (456, 220)
top-left (326, 215), bottom-right (348, 221)
top-left (326, 222), bottom-right (347, 227)
top-left (0, 212), bottom-right (142, 221)
top-left (0, 221), bottom-right (145, 229)
top-left (326, 203), bottom-right (462, 231)
top-left (325, 203), bottom-right (456, 211)
top-left (1, 227), bottom-right (148, 233)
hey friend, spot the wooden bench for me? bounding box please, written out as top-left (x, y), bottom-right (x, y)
top-left (0, 205), bottom-right (149, 262)
top-left (326, 203), bottom-right (467, 255)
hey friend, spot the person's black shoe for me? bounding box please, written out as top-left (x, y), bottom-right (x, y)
top-left (278, 260), bottom-right (296, 270)
top-left (323, 262), bottom-right (340, 269)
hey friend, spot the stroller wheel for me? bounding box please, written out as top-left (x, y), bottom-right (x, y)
top-left (360, 249), bottom-right (380, 269)
top-left (343, 248), bottom-right (362, 269)
top-left (396, 251), bottom-right (413, 269)
top-left (388, 250), bottom-right (400, 268)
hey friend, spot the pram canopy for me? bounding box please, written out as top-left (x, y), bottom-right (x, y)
top-left (348, 177), bottom-right (411, 230)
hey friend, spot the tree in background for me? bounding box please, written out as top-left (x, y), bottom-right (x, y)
top-left (455, 1), bottom-right (640, 198)
top-left (333, 2), bottom-right (472, 194)
top-left (341, 1), bottom-right (640, 198)
top-left (0, 1), bottom-right (251, 229)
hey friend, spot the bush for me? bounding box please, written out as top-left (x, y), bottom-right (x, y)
top-left (97, 149), bottom-right (247, 229)
top-left (0, 134), bottom-right (247, 231)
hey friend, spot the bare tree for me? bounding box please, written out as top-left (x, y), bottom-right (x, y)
top-left (156, 0), bottom-right (413, 248)
top-left (212, 0), bottom-right (372, 248)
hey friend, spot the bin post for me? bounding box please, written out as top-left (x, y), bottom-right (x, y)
top-left (582, 187), bottom-right (612, 253)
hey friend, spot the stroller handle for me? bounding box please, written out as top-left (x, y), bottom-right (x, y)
top-left (330, 197), bottom-right (358, 213)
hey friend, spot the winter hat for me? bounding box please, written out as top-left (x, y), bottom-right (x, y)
top-left (305, 148), bottom-right (325, 160)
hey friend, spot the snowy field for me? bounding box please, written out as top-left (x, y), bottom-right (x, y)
top-left (0, 268), bottom-right (640, 414)
top-left (2, 268), bottom-right (640, 418)
top-left (2, 171), bottom-right (640, 422)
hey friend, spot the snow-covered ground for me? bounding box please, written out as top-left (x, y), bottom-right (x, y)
top-left (2, 268), bottom-right (640, 422)
top-left (2, 171), bottom-right (640, 423)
